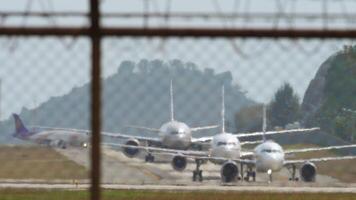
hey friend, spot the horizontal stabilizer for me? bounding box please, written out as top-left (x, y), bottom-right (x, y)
top-left (191, 125), bottom-right (219, 132)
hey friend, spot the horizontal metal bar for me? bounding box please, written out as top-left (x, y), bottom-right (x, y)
top-left (1, 11), bottom-right (356, 21)
top-left (0, 27), bottom-right (90, 36)
top-left (1, 27), bottom-right (356, 38)
top-left (0, 11), bottom-right (87, 17)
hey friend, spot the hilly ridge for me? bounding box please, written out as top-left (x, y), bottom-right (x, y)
top-left (0, 59), bottom-right (255, 143)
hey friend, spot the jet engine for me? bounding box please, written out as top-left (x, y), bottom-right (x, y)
top-left (122, 139), bottom-right (140, 158)
top-left (221, 161), bottom-right (239, 182)
top-left (300, 162), bottom-right (317, 182)
top-left (50, 140), bottom-right (66, 149)
top-left (171, 155), bottom-right (187, 171)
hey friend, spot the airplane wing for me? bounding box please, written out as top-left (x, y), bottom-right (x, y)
top-left (104, 142), bottom-right (209, 157)
top-left (191, 128), bottom-right (319, 144)
top-left (191, 136), bottom-right (213, 143)
top-left (192, 137), bottom-right (263, 146)
top-left (190, 125), bottom-right (219, 132)
top-left (240, 151), bottom-right (254, 158)
top-left (284, 155), bottom-right (356, 165)
top-left (101, 132), bottom-right (161, 144)
top-left (284, 144), bottom-right (356, 154)
top-left (240, 140), bottom-right (263, 145)
top-left (236, 127), bottom-right (320, 138)
top-left (105, 142), bottom-right (255, 165)
top-left (31, 126), bottom-right (90, 133)
top-left (31, 126), bottom-right (161, 144)
top-left (125, 125), bottom-right (160, 133)
top-left (196, 156), bottom-right (256, 165)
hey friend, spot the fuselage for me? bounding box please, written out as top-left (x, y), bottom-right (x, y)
top-left (254, 140), bottom-right (285, 172)
top-left (27, 129), bottom-right (89, 148)
top-left (209, 133), bottom-right (241, 164)
top-left (160, 121), bottom-right (192, 149)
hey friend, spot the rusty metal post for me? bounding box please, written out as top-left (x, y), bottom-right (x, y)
top-left (90, 0), bottom-right (101, 200)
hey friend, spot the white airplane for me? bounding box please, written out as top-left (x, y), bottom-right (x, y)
top-left (31, 80), bottom-right (218, 161)
top-left (122, 80), bottom-right (220, 160)
top-left (106, 87), bottom-right (328, 182)
top-left (12, 114), bottom-right (89, 149)
top-left (183, 106), bottom-right (356, 183)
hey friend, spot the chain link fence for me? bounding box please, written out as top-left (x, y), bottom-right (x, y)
top-left (0, 35), bottom-right (355, 184)
top-left (0, 0), bottom-right (356, 191)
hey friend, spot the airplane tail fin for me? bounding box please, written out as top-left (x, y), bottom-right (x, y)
top-left (221, 85), bottom-right (225, 133)
top-left (262, 104), bottom-right (267, 142)
top-left (170, 79), bottom-right (174, 121)
top-left (12, 114), bottom-right (31, 138)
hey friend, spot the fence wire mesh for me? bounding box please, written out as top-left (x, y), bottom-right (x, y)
top-left (0, 32), bottom-right (355, 186)
top-left (100, 37), bottom-right (356, 184)
top-left (0, 37), bottom-right (90, 183)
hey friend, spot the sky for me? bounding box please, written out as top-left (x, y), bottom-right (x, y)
top-left (0, 0), bottom-right (355, 120)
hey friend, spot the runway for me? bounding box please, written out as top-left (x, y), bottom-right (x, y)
top-left (1, 146), bottom-right (353, 192)
top-left (0, 183), bottom-right (356, 193)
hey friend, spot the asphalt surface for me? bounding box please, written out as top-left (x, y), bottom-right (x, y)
top-left (57, 147), bottom-right (355, 186)
top-left (0, 147), bottom-right (355, 192)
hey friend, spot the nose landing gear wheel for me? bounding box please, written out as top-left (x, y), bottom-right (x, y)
top-left (145, 154), bottom-right (155, 162)
top-left (192, 159), bottom-right (203, 182)
top-left (244, 167), bottom-right (256, 182)
top-left (193, 170), bottom-right (203, 182)
top-left (288, 164), bottom-right (299, 181)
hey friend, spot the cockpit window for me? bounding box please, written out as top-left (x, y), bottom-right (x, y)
top-left (262, 149), bottom-right (281, 153)
top-left (217, 142), bottom-right (236, 146)
top-left (217, 142), bottom-right (227, 146)
top-left (171, 129), bottom-right (184, 135)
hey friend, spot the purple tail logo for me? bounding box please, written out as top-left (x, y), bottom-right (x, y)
top-left (12, 114), bottom-right (31, 139)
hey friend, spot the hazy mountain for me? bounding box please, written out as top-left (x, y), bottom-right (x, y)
top-left (0, 59), bottom-right (255, 143)
top-left (302, 46), bottom-right (356, 141)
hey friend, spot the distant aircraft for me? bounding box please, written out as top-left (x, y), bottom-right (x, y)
top-left (120, 80), bottom-right (220, 161)
top-left (106, 87), bottom-right (327, 182)
top-left (102, 83), bottom-right (319, 163)
top-left (181, 106), bottom-right (356, 183)
top-left (12, 114), bottom-right (89, 149)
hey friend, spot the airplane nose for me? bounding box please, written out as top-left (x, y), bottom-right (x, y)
top-left (269, 155), bottom-right (283, 170)
top-left (258, 154), bottom-right (283, 172)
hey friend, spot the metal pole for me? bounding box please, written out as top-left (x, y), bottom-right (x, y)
top-left (90, 0), bottom-right (101, 199)
top-left (0, 78), bottom-right (2, 120)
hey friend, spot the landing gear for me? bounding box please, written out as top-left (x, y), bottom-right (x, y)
top-left (244, 166), bottom-right (256, 182)
top-left (145, 153), bottom-right (155, 162)
top-left (288, 164), bottom-right (299, 181)
top-left (192, 159), bottom-right (203, 182)
top-left (144, 141), bottom-right (155, 162)
top-left (57, 140), bottom-right (67, 149)
top-left (267, 169), bottom-right (272, 183)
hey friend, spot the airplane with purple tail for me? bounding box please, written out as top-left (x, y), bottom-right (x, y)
top-left (12, 114), bottom-right (89, 149)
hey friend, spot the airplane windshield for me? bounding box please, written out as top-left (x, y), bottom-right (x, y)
top-left (217, 142), bottom-right (236, 146)
top-left (262, 149), bottom-right (281, 153)
top-left (217, 142), bottom-right (227, 146)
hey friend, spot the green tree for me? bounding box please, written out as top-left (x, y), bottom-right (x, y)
top-left (268, 83), bottom-right (300, 129)
top-left (235, 104), bottom-right (263, 132)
